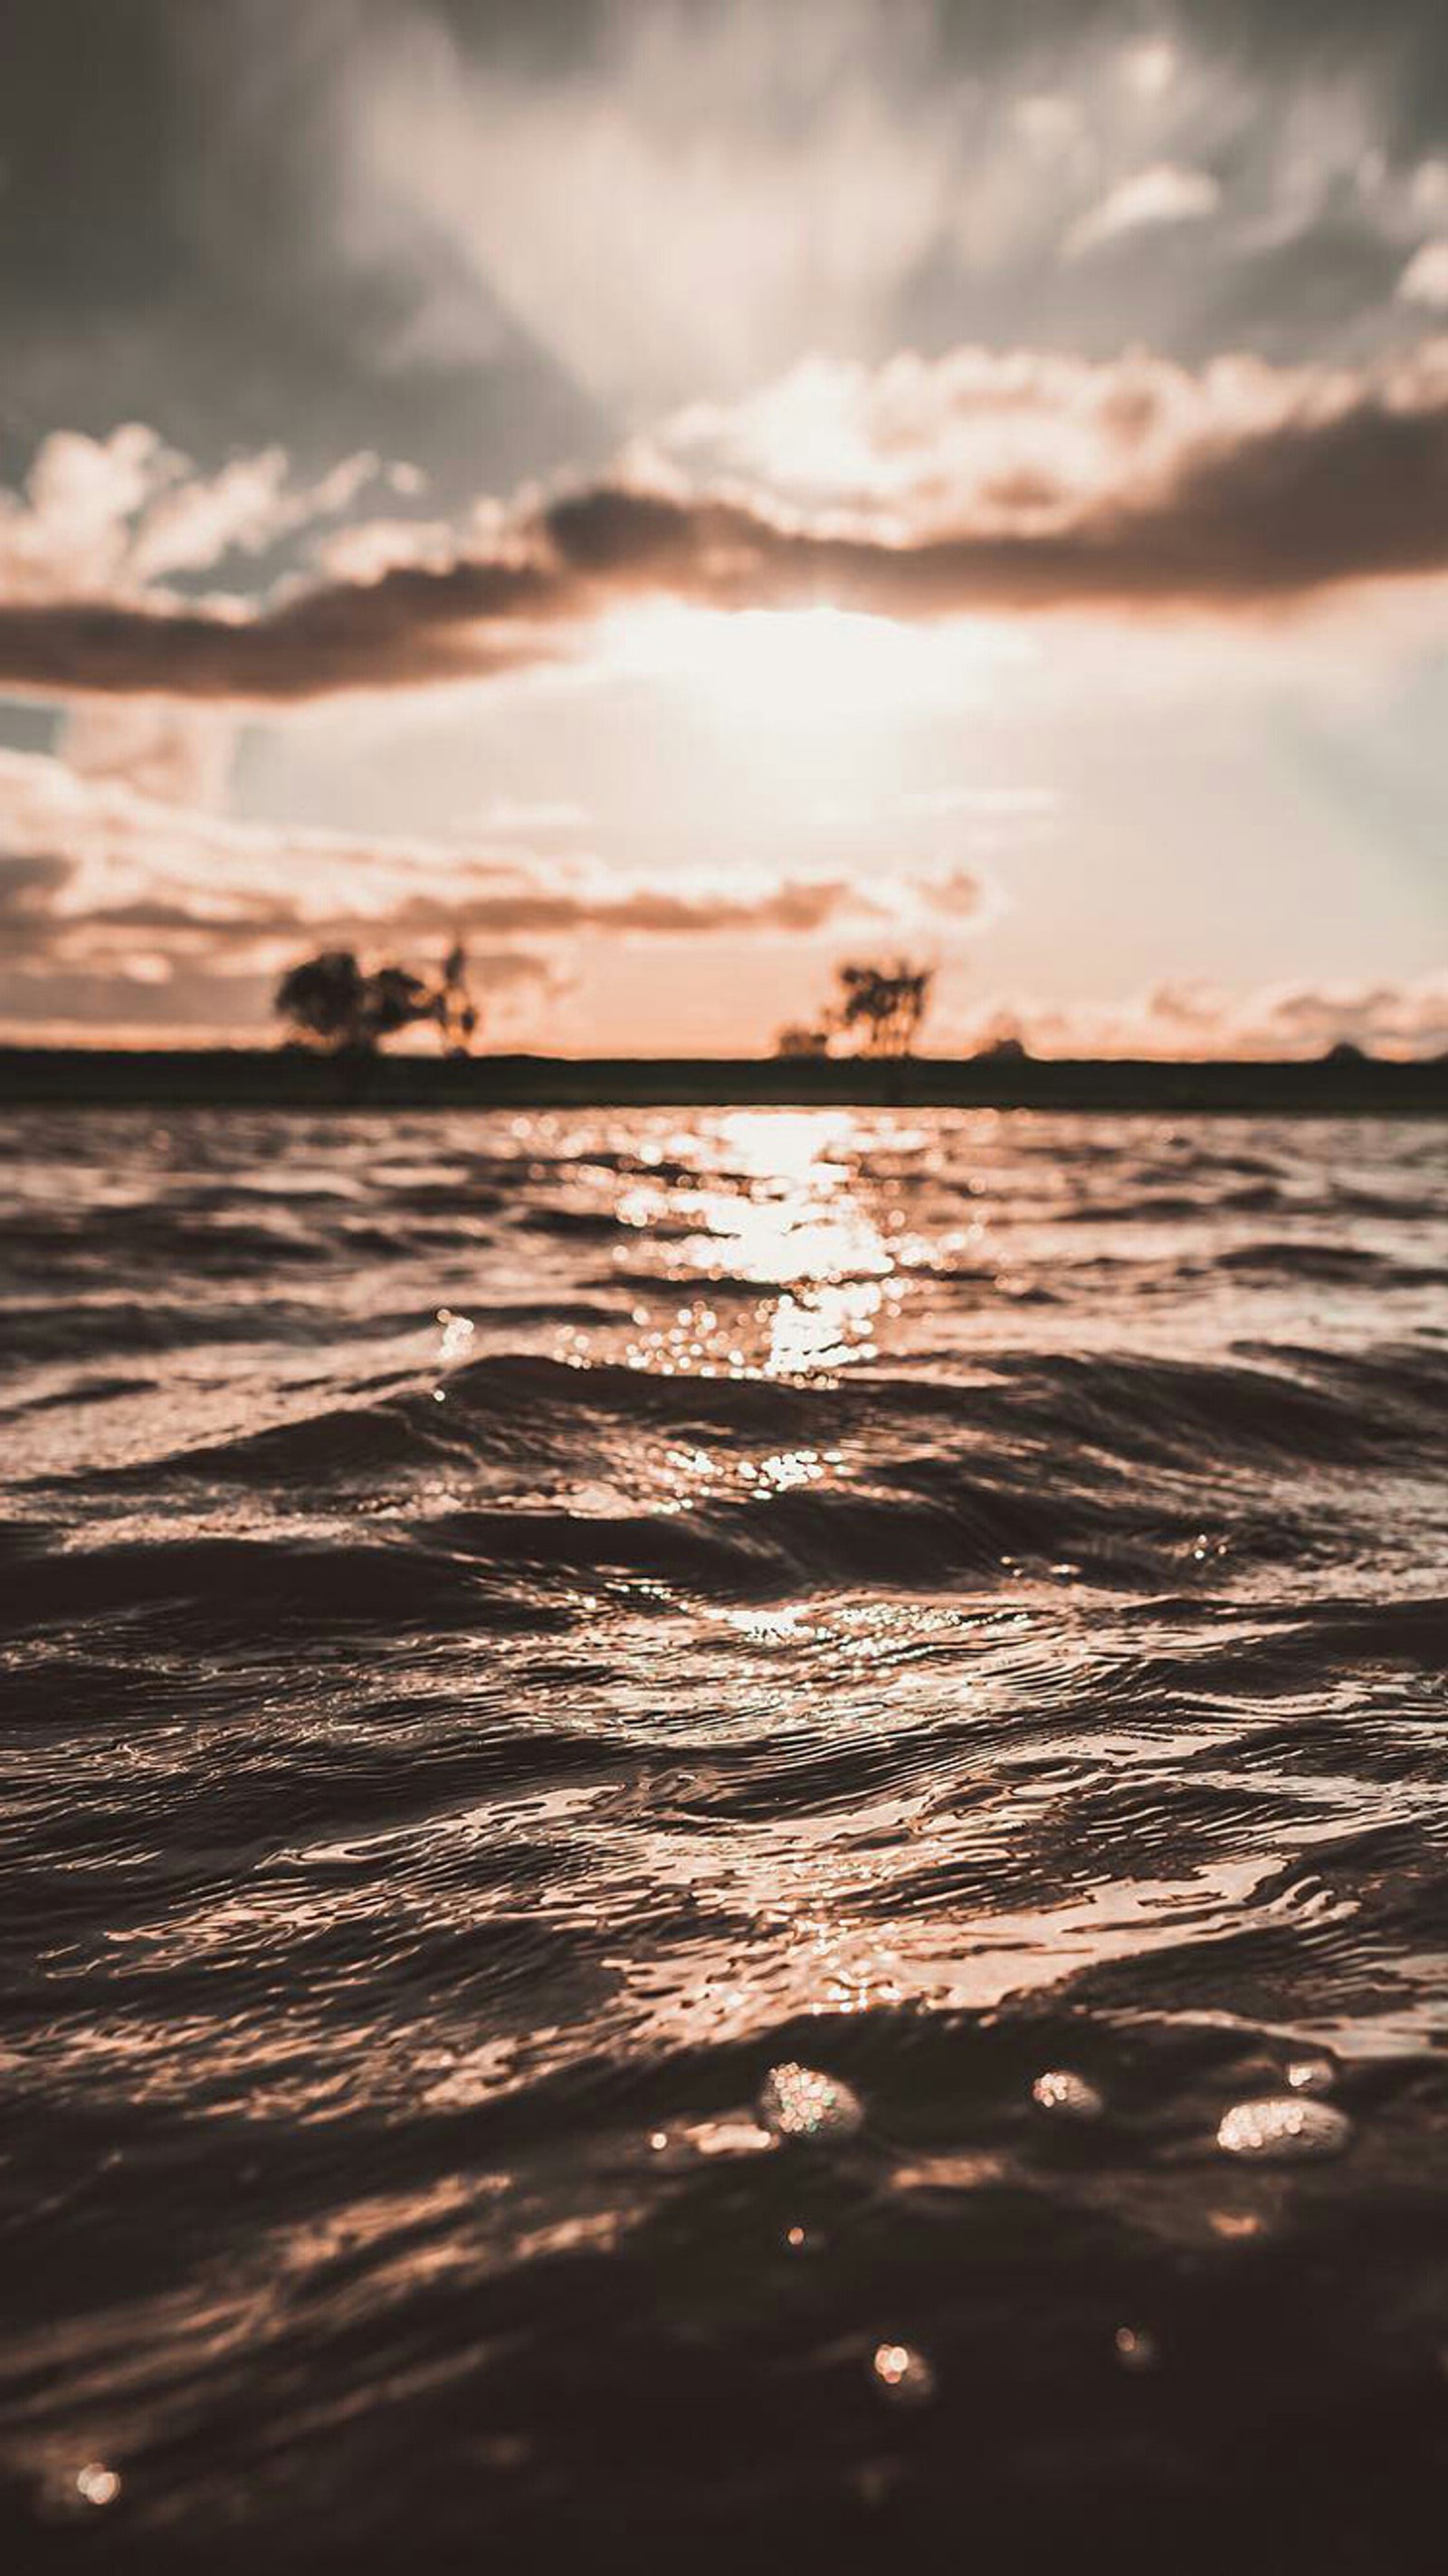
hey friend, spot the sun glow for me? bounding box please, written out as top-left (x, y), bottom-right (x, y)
top-left (596, 602), bottom-right (1023, 730)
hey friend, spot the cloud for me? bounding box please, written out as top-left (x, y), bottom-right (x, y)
top-left (0, 428), bottom-right (173, 604)
top-left (5, 339), bottom-right (1448, 706)
top-left (377, 878), bottom-right (863, 942)
top-left (0, 744), bottom-right (911, 1030)
top-left (332, 0), bottom-right (966, 406)
top-left (915, 867), bottom-right (994, 921)
top-left (1240, 975), bottom-right (1448, 1054)
top-left (304, 1), bottom-right (1448, 405)
top-left (959, 973), bottom-right (1448, 1061)
top-left (10, 0), bottom-right (1448, 544)
top-left (1120, 41), bottom-right (1178, 103)
top-left (0, 851), bottom-right (71, 942)
top-left (1064, 164), bottom-right (1223, 260)
top-left (0, 425), bottom-right (384, 606)
top-left (1011, 95), bottom-right (1087, 151)
top-left (1399, 239), bottom-right (1448, 307)
top-left (127, 449), bottom-right (379, 583)
top-left (62, 701), bottom-right (236, 808)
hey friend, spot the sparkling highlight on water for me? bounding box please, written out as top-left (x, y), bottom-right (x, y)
top-left (1216, 2098), bottom-right (1352, 2162)
top-left (756, 2063), bottom-right (864, 2142)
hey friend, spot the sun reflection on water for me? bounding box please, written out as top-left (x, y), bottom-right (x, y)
top-left (614, 1110), bottom-right (917, 1380)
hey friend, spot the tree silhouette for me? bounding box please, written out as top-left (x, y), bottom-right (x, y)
top-left (274, 945), bottom-right (480, 1054)
top-left (774, 959), bottom-right (937, 1061)
top-left (363, 962), bottom-right (436, 1045)
top-left (274, 951), bottom-right (375, 1051)
top-left (436, 942), bottom-right (480, 1055)
top-left (832, 958), bottom-right (934, 1056)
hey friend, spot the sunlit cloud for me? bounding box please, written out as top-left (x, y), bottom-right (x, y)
top-left (1121, 40), bottom-right (1178, 102)
top-left (1399, 239), bottom-right (1448, 307)
top-left (0, 427), bottom-right (383, 606)
top-left (5, 338), bottom-right (1448, 711)
top-left (1064, 163), bottom-right (1222, 260)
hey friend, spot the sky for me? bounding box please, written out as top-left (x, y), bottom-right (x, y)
top-left (1, 0), bottom-right (1446, 1054)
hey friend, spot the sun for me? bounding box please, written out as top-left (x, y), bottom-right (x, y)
top-left (595, 602), bottom-right (1022, 731)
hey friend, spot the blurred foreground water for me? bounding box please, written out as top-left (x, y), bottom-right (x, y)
top-left (2, 1107), bottom-right (1446, 2571)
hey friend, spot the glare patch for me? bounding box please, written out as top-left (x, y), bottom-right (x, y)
top-left (1113, 2324), bottom-right (1158, 2372)
top-left (75, 2464), bottom-right (121, 2507)
top-left (1216, 2096), bottom-right (1352, 2161)
top-left (595, 603), bottom-right (1015, 731)
top-left (616, 1111), bottom-right (910, 1379)
top-left (872, 2341), bottom-right (937, 2404)
top-left (757, 2061), bottom-right (864, 2142)
top-left (1285, 2056), bottom-right (1337, 2096)
top-left (1031, 2067), bottom-right (1106, 2122)
top-left (435, 1306), bottom-right (476, 1364)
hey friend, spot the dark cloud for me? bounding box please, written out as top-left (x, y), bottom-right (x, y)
top-left (390, 879), bottom-right (860, 940)
top-left (0, 2), bottom-right (605, 501)
top-left (4, 350), bottom-right (1448, 702)
top-left (0, 851), bottom-right (70, 915)
top-left (62, 878), bottom-right (862, 948)
top-left (0, 556), bottom-right (568, 700)
top-left (0, 851), bottom-right (71, 956)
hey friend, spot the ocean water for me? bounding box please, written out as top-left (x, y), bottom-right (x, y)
top-left (2, 1105), bottom-right (1446, 2572)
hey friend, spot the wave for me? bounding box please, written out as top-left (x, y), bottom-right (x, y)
top-left (0, 1530), bottom-right (569, 1643)
top-left (4, 1106), bottom-right (1447, 2574)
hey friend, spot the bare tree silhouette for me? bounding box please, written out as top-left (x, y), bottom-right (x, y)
top-left (834, 959), bottom-right (934, 1055)
top-left (435, 942), bottom-right (480, 1056)
top-left (776, 959), bottom-right (935, 1060)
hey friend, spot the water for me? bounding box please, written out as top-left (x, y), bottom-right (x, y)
top-left (3, 1106), bottom-right (1446, 2571)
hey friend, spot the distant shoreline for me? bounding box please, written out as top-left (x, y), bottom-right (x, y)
top-left (2, 1045), bottom-right (1446, 1116)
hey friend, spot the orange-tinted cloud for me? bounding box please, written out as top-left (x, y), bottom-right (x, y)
top-left (0, 747), bottom-right (921, 1031)
top-left (963, 975), bottom-right (1448, 1061)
